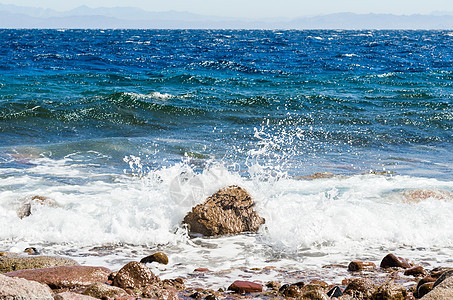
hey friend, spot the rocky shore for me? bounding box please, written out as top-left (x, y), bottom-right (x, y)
top-left (1, 185), bottom-right (452, 299)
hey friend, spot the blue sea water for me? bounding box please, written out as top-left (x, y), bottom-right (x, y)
top-left (0, 30), bottom-right (452, 286)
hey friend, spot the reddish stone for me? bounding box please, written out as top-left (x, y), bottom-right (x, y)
top-left (348, 261), bottom-right (376, 271)
top-left (194, 268), bottom-right (210, 272)
top-left (404, 266), bottom-right (427, 277)
top-left (228, 280), bottom-right (263, 293)
top-left (4, 266), bottom-right (111, 290)
top-left (112, 262), bottom-right (159, 289)
top-left (380, 253), bottom-right (411, 269)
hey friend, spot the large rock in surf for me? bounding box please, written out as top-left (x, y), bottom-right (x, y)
top-left (0, 273), bottom-right (53, 299)
top-left (4, 265), bottom-right (111, 290)
top-left (183, 185), bottom-right (265, 236)
top-left (0, 255), bottom-right (79, 273)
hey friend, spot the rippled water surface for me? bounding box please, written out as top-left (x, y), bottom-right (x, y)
top-left (0, 30), bottom-right (452, 287)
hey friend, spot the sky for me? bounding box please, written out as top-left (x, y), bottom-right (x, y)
top-left (0, 0), bottom-right (452, 19)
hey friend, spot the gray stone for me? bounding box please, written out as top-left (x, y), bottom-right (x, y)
top-left (0, 273), bottom-right (53, 299)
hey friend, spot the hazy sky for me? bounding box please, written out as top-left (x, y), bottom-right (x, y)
top-left (1, 0), bottom-right (452, 18)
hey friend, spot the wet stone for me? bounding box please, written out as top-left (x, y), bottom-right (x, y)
top-left (343, 278), bottom-right (376, 299)
top-left (183, 185), bottom-right (265, 236)
top-left (348, 261), bottom-right (377, 272)
top-left (371, 280), bottom-right (407, 300)
top-left (140, 252), bottom-right (169, 265)
top-left (433, 269), bottom-right (453, 288)
top-left (417, 282), bottom-right (435, 298)
top-left (380, 253), bottom-right (411, 269)
top-left (228, 280), bottom-right (263, 293)
top-left (112, 261), bottom-right (159, 290)
top-left (404, 266), bottom-right (427, 277)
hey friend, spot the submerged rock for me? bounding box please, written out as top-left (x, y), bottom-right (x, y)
top-left (0, 273), bottom-right (53, 299)
top-left (402, 189), bottom-right (453, 204)
top-left (4, 265), bottom-right (111, 290)
top-left (183, 185), bottom-right (265, 236)
top-left (0, 255), bottom-right (79, 273)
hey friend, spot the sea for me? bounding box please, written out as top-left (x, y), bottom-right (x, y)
top-left (0, 29), bottom-right (452, 288)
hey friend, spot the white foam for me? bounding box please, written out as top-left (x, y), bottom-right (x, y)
top-left (0, 156), bottom-right (452, 287)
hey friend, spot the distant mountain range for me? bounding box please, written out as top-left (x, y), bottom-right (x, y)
top-left (0, 4), bottom-right (452, 29)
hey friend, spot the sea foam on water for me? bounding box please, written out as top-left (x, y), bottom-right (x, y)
top-left (0, 155), bottom-right (452, 288)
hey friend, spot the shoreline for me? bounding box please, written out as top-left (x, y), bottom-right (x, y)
top-left (1, 249), bottom-right (452, 299)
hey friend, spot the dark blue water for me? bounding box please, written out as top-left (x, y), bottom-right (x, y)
top-left (1, 29), bottom-right (452, 178)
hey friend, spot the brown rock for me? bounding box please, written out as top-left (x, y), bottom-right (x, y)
top-left (430, 267), bottom-right (453, 278)
top-left (310, 280), bottom-right (329, 288)
top-left (183, 185), bottom-right (265, 236)
top-left (404, 266), bottom-right (428, 277)
top-left (417, 282), bottom-right (435, 298)
top-left (433, 269), bottom-right (453, 288)
top-left (228, 280), bottom-right (263, 293)
top-left (4, 265), bottom-right (111, 290)
top-left (0, 255), bottom-right (79, 273)
top-left (370, 281), bottom-right (407, 300)
top-left (0, 273), bottom-right (53, 299)
top-left (343, 278), bottom-right (376, 299)
top-left (380, 254), bottom-right (411, 269)
top-left (54, 291), bottom-right (98, 299)
top-left (113, 261), bottom-right (159, 290)
top-left (162, 278), bottom-right (185, 291)
top-left (280, 284), bottom-right (301, 297)
top-left (140, 252), bottom-right (169, 265)
top-left (420, 276), bottom-right (453, 299)
top-left (415, 276), bottom-right (437, 298)
top-left (348, 261), bottom-right (377, 271)
top-left (82, 282), bottom-right (129, 299)
top-left (141, 285), bottom-right (178, 299)
top-left (24, 247), bottom-right (39, 255)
